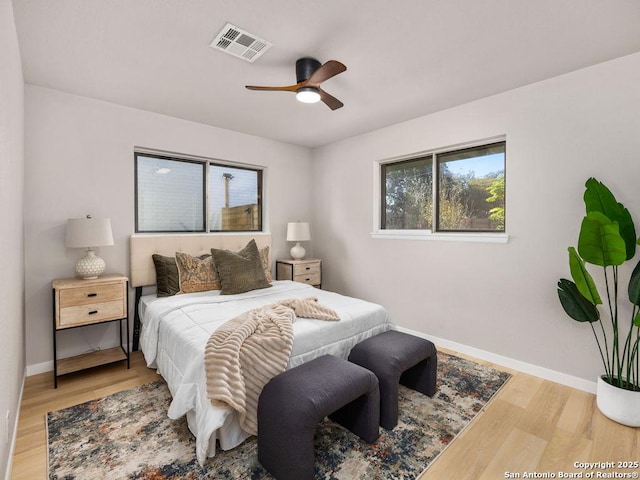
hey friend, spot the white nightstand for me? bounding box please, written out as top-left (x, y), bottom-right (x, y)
top-left (276, 259), bottom-right (322, 288)
top-left (52, 274), bottom-right (130, 388)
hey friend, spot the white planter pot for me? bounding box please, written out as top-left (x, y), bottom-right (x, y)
top-left (596, 375), bottom-right (640, 427)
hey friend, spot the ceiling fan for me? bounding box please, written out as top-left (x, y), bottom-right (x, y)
top-left (245, 57), bottom-right (347, 110)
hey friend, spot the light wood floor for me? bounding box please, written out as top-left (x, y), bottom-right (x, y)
top-left (10, 350), bottom-right (640, 479)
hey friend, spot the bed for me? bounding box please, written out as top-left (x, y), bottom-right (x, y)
top-left (130, 233), bottom-right (393, 464)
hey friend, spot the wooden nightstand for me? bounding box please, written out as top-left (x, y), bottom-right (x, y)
top-left (52, 274), bottom-right (130, 388)
top-left (276, 259), bottom-right (322, 288)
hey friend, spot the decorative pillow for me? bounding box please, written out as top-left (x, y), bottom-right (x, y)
top-left (175, 252), bottom-right (221, 294)
top-left (260, 246), bottom-right (273, 282)
top-left (152, 254), bottom-right (181, 297)
top-left (211, 239), bottom-right (272, 295)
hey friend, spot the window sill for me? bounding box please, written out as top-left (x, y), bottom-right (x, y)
top-left (370, 230), bottom-right (509, 244)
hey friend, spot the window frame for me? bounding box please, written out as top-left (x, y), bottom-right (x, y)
top-left (435, 141), bottom-right (506, 233)
top-left (134, 150), bottom-right (264, 234)
top-left (380, 155), bottom-right (434, 231)
top-left (208, 163), bottom-right (264, 233)
top-left (372, 137), bottom-right (508, 244)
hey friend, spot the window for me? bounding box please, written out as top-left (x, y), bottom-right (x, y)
top-left (381, 156), bottom-right (433, 230)
top-left (381, 141), bottom-right (505, 234)
top-left (209, 164), bottom-right (262, 232)
top-left (135, 152), bottom-right (263, 233)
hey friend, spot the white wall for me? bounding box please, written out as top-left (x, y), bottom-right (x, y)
top-left (0, 0), bottom-right (25, 477)
top-left (19, 32), bottom-right (640, 391)
top-left (24, 86), bottom-right (313, 370)
top-left (311, 52), bottom-right (640, 386)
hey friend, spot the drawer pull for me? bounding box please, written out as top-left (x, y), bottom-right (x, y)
top-left (87, 293), bottom-right (98, 298)
top-left (305, 278), bottom-right (311, 281)
top-left (305, 267), bottom-right (311, 270)
top-left (88, 310), bottom-right (98, 315)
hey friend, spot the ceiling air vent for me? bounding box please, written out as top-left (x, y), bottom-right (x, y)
top-left (210, 23), bottom-right (272, 63)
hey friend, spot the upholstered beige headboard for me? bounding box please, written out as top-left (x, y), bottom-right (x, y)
top-left (129, 233), bottom-right (272, 288)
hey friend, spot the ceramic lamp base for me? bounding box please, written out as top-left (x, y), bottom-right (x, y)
top-left (75, 249), bottom-right (106, 279)
top-left (290, 242), bottom-right (306, 260)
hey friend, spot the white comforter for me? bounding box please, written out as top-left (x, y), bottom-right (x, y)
top-left (139, 280), bottom-right (393, 464)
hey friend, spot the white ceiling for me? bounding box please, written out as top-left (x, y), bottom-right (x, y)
top-left (12, 0), bottom-right (640, 148)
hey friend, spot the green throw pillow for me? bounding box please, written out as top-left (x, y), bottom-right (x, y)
top-left (152, 254), bottom-right (180, 297)
top-left (211, 239), bottom-right (272, 295)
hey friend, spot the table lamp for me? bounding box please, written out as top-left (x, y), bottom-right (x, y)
top-left (65, 215), bottom-right (114, 279)
top-left (286, 222), bottom-right (310, 260)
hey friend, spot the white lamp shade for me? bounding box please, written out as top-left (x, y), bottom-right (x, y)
top-left (65, 217), bottom-right (114, 248)
top-left (286, 222), bottom-right (311, 242)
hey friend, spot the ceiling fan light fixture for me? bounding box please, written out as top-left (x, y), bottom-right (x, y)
top-left (296, 87), bottom-right (321, 104)
top-left (246, 58), bottom-right (346, 110)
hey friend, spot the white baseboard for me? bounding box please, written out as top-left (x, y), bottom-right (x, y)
top-left (26, 360), bottom-right (53, 377)
top-left (397, 326), bottom-right (597, 394)
top-left (5, 370), bottom-right (25, 480)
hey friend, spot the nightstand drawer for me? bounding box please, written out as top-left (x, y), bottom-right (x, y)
top-left (58, 300), bottom-right (126, 328)
top-left (293, 263), bottom-right (320, 276)
top-left (293, 271), bottom-right (321, 286)
top-left (59, 283), bottom-right (124, 308)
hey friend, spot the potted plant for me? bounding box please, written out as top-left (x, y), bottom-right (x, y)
top-left (557, 178), bottom-right (640, 427)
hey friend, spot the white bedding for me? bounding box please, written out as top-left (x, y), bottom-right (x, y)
top-left (139, 280), bottom-right (393, 464)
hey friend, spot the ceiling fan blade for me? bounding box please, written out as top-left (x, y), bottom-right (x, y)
top-left (319, 88), bottom-right (344, 110)
top-left (245, 83), bottom-right (300, 92)
top-left (307, 60), bottom-right (347, 86)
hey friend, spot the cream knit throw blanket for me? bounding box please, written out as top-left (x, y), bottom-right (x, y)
top-left (204, 297), bottom-right (339, 436)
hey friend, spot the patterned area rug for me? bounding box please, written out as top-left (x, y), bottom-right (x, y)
top-left (47, 352), bottom-right (510, 479)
